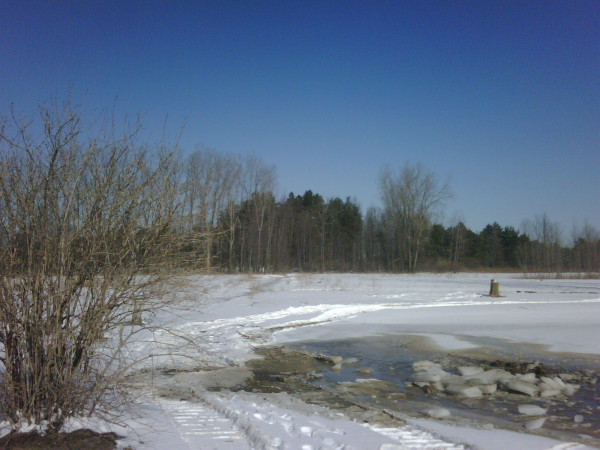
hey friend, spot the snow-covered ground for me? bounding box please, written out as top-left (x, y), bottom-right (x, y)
top-left (3, 273), bottom-right (599, 449)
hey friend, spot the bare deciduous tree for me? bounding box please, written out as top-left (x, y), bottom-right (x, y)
top-left (570, 220), bottom-right (599, 276)
top-left (0, 97), bottom-right (189, 433)
top-left (448, 211), bottom-right (467, 265)
top-left (181, 146), bottom-right (241, 269)
top-left (520, 213), bottom-right (563, 273)
top-left (379, 162), bottom-right (452, 273)
top-left (236, 155), bottom-right (277, 272)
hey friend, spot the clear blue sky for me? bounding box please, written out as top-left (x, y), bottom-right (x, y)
top-left (1, 0), bottom-right (598, 234)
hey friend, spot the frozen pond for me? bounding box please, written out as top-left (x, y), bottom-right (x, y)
top-left (286, 332), bottom-right (600, 443)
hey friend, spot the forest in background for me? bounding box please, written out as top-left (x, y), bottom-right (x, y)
top-left (178, 147), bottom-right (599, 275)
top-left (1, 104), bottom-right (598, 278)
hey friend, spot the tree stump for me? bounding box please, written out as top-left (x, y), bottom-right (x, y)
top-left (131, 300), bottom-right (143, 325)
top-left (489, 279), bottom-right (500, 297)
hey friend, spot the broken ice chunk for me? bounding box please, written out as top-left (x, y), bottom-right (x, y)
top-left (413, 360), bottom-right (440, 371)
top-left (525, 417), bottom-right (546, 430)
top-left (517, 373), bottom-right (537, 382)
top-left (500, 379), bottom-right (540, 396)
top-left (539, 376), bottom-right (561, 390)
top-left (464, 369), bottom-right (514, 386)
top-left (479, 384), bottom-right (498, 394)
top-left (442, 374), bottom-right (466, 386)
top-left (425, 407), bottom-right (451, 419)
top-left (539, 389), bottom-right (561, 398)
top-left (413, 372), bottom-right (443, 383)
top-left (458, 366), bottom-right (483, 376)
top-left (518, 405), bottom-right (547, 416)
top-left (445, 385), bottom-right (483, 398)
top-left (562, 383), bottom-right (579, 395)
top-left (539, 382), bottom-right (557, 391)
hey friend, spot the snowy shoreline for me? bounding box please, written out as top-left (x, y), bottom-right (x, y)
top-left (2, 273), bottom-right (599, 449)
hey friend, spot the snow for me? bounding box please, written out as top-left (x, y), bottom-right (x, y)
top-left (408, 419), bottom-right (590, 450)
top-left (1, 272), bottom-right (598, 449)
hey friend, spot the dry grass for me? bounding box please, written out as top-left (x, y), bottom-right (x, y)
top-left (521, 272), bottom-right (599, 280)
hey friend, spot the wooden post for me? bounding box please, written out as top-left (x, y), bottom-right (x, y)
top-left (131, 300), bottom-right (143, 325)
top-left (489, 279), bottom-right (500, 297)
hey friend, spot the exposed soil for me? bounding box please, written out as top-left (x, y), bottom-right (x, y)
top-left (0, 429), bottom-right (121, 450)
top-left (235, 343), bottom-right (600, 449)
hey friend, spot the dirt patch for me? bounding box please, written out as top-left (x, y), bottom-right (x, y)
top-left (0, 429), bottom-right (120, 450)
top-left (244, 346), bottom-right (320, 388)
top-left (174, 366), bottom-right (254, 390)
top-left (236, 345), bottom-right (600, 448)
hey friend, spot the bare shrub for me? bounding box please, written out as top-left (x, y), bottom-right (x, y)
top-left (0, 97), bottom-right (192, 432)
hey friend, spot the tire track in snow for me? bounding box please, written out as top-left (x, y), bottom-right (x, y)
top-left (221, 392), bottom-right (469, 450)
top-left (367, 424), bottom-right (466, 449)
top-left (192, 297), bottom-right (600, 337)
top-left (169, 296), bottom-right (600, 334)
top-left (158, 398), bottom-right (251, 449)
top-left (144, 296), bottom-right (600, 363)
top-left (153, 382), bottom-right (471, 450)
top-left (261, 298), bottom-right (600, 333)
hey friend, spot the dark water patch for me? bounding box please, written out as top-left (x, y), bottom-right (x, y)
top-left (263, 334), bottom-right (600, 447)
top-left (290, 335), bottom-right (428, 390)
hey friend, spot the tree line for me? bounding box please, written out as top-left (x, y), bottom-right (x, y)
top-left (177, 149), bottom-right (598, 275)
top-left (1, 103), bottom-right (597, 279)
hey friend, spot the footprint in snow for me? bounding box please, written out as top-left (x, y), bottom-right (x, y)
top-left (300, 426), bottom-right (313, 436)
top-left (280, 420), bottom-right (294, 431)
top-left (280, 421), bottom-right (300, 438)
top-left (255, 412), bottom-right (276, 424)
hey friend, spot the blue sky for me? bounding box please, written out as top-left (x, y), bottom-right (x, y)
top-left (1, 0), bottom-right (598, 234)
